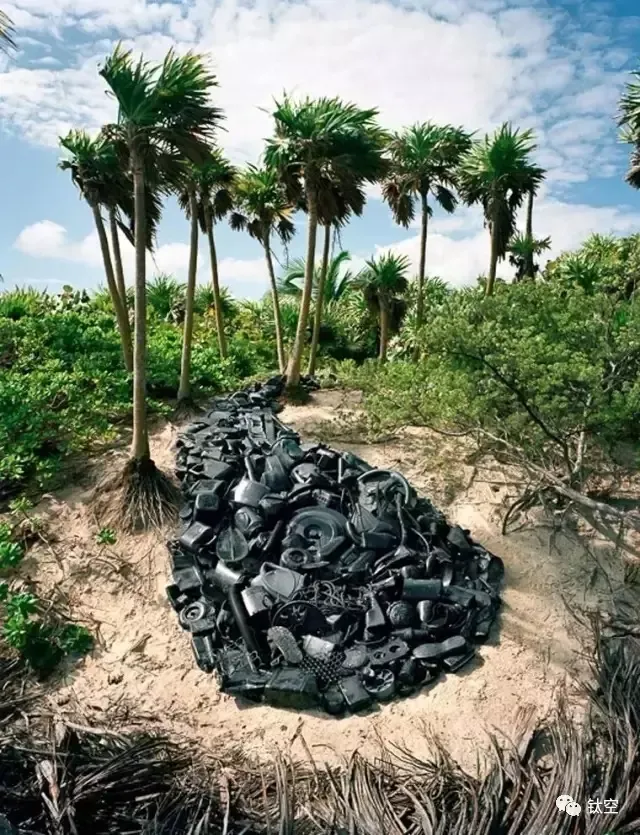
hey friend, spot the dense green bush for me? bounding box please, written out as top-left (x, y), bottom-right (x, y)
top-left (344, 237), bottom-right (640, 479)
top-left (0, 286), bottom-right (276, 498)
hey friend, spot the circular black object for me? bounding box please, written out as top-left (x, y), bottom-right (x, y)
top-left (362, 668), bottom-right (396, 701)
top-left (271, 600), bottom-right (326, 635)
top-left (216, 527), bottom-right (249, 565)
top-left (280, 548), bottom-right (311, 570)
top-left (179, 601), bottom-right (207, 627)
top-left (286, 507), bottom-right (347, 553)
top-left (388, 601), bottom-right (417, 628)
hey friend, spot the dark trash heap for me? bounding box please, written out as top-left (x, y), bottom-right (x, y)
top-left (167, 377), bottom-right (504, 715)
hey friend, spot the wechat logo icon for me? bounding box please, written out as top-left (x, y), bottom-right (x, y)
top-left (556, 795), bottom-right (582, 816)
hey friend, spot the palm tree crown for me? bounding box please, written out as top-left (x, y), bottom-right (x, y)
top-left (99, 44), bottom-right (224, 188)
top-left (458, 123), bottom-right (545, 260)
top-left (382, 122), bottom-right (472, 226)
top-left (58, 129), bottom-right (162, 248)
top-left (177, 148), bottom-right (236, 230)
top-left (278, 250), bottom-right (355, 305)
top-left (264, 94), bottom-right (387, 387)
top-left (230, 164), bottom-right (295, 247)
top-left (355, 252), bottom-right (410, 362)
top-left (357, 252), bottom-right (411, 306)
top-left (264, 95), bottom-right (388, 210)
top-left (618, 70), bottom-right (640, 189)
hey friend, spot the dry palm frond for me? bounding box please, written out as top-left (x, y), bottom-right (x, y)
top-left (1, 613), bottom-right (640, 833)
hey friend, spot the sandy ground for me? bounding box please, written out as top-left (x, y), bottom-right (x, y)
top-left (13, 390), bottom-right (627, 773)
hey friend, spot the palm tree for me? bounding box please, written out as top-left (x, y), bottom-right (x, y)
top-left (147, 273), bottom-right (185, 321)
top-left (265, 95), bottom-right (387, 390)
top-left (382, 123), bottom-right (471, 346)
top-left (308, 185), bottom-right (365, 376)
top-left (230, 164), bottom-right (294, 373)
top-left (176, 174), bottom-right (199, 403)
top-left (182, 149), bottom-right (236, 360)
top-left (58, 129), bottom-right (133, 372)
top-left (99, 44), bottom-right (222, 529)
top-left (618, 70), bottom-right (640, 189)
top-left (175, 151), bottom-right (234, 402)
top-left (458, 123), bottom-right (546, 296)
top-left (355, 252), bottom-right (410, 362)
top-left (0, 10), bottom-right (16, 54)
top-left (507, 233), bottom-right (551, 281)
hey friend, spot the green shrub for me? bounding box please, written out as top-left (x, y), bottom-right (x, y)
top-left (0, 510), bottom-right (93, 676)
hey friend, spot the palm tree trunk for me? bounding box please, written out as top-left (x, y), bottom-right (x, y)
top-left (264, 232), bottom-right (286, 373)
top-left (286, 187), bottom-right (318, 389)
top-left (178, 188), bottom-right (199, 402)
top-left (205, 207), bottom-right (227, 359)
top-left (91, 204), bottom-right (133, 374)
top-left (130, 148), bottom-right (150, 461)
top-left (109, 209), bottom-right (128, 308)
top-left (379, 302), bottom-right (390, 363)
top-left (307, 222), bottom-right (331, 377)
top-left (416, 194), bottom-right (429, 323)
top-left (412, 192), bottom-right (429, 361)
top-left (486, 218), bottom-right (499, 297)
top-left (525, 189), bottom-right (534, 279)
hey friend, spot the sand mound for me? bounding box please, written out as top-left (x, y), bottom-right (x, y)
top-left (12, 390), bottom-right (625, 772)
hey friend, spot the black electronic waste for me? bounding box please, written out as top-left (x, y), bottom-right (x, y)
top-left (166, 376), bottom-right (505, 714)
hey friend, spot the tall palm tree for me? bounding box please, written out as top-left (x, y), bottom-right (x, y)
top-left (458, 123), bottom-right (546, 296)
top-left (175, 151), bottom-right (234, 402)
top-left (58, 130), bottom-right (133, 372)
top-left (230, 164), bottom-right (295, 373)
top-left (0, 10), bottom-right (16, 54)
top-left (307, 184), bottom-right (364, 376)
top-left (99, 44), bottom-right (222, 529)
top-left (183, 149), bottom-right (236, 360)
top-left (265, 95), bottom-right (387, 390)
top-left (382, 123), bottom-right (471, 344)
top-left (176, 174), bottom-right (199, 404)
top-left (355, 252), bottom-right (410, 363)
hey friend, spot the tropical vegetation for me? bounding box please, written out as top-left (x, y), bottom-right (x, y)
top-left (0, 38), bottom-right (638, 544)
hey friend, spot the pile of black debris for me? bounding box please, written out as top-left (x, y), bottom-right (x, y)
top-left (167, 377), bottom-right (504, 715)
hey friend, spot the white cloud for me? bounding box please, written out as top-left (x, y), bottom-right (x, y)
top-left (15, 220), bottom-right (103, 266)
top-left (13, 219), bottom-right (270, 298)
top-left (0, 0), bottom-right (631, 188)
top-left (374, 197), bottom-right (640, 286)
top-left (4, 0), bottom-right (640, 294)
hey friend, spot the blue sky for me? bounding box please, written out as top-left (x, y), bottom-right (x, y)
top-left (1, 0), bottom-right (640, 298)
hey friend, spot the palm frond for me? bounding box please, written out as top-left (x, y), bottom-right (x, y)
top-left (264, 95), bottom-right (387, 216)
top-left (99, 45), bottom-right (224, 167)
top-left (382, 122), bottom-right (471, 228)
top-left (232, 163), bottom-right (296, 247)
top-left (458, 122), bottom-right (546, 260)
top-left (0, 10), bottom-right (16, 54)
